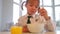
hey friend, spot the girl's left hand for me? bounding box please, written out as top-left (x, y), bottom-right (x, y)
top-left (38, 8), bottom-right (50, 20)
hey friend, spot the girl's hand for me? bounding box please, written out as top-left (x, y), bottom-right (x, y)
top-left (38, 8), bottom-right (50, 20)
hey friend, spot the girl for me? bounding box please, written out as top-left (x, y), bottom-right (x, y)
top-left (17, 0), bottom-right (56, 32)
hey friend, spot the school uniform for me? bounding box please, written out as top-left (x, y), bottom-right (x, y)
top-left (17, 14), bottom-right (36, 26)
top-left (17, 14), bottom-right (56, 32)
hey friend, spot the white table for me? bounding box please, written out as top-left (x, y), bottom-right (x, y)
top-left (0, 32), bottom-right (56, 34)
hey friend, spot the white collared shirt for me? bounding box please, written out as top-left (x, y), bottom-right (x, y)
top-left (17, 14), bottom-right (36, 26)
top-left (17, 14), bottom-right (56, 32)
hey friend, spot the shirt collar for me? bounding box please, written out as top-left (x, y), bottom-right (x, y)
top-left (26, 14), bottom-right (35, 18)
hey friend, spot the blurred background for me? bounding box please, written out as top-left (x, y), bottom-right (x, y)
top-left (0, 0), bottom-right (60, 32)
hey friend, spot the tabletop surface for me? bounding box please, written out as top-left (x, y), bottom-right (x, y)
top-left (0, 32), bottom-right (57, 34)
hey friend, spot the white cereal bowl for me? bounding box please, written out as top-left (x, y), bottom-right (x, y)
top-left (27, 23), bottom-right (44, 33)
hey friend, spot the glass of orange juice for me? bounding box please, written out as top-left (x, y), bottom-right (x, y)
top-left (10, 26), bottom-right (22, 34)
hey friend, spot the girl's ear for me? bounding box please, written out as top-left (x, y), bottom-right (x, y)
top-left (25, 4), bottom-right (27, 8)
top-left (25, 4), bottom-right (26, 7)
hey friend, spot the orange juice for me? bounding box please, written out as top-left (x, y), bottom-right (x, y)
top-left (10, 26), bottom-right (22, 34)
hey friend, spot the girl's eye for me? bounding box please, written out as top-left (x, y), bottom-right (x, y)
top-left (35, 6), bottom-right (39, 8)
top-left (35, 6), bottom-right (38, 8)
top-left (29, 5), bottom-right (33, 7)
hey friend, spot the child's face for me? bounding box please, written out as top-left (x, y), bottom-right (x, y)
top-left (26, 0), bottom-right (39, 15)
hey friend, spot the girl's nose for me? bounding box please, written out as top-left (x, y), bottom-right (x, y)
top-left (32, 6), bottom-right (36, 10)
